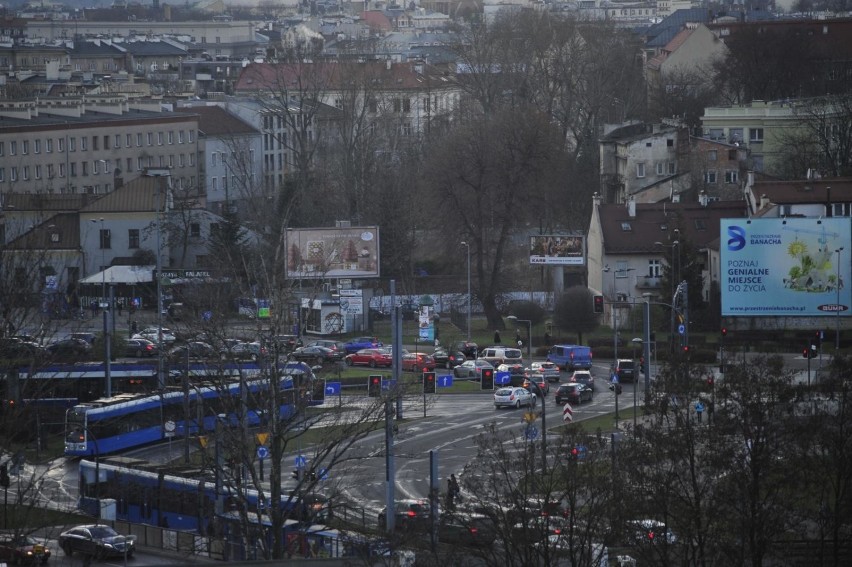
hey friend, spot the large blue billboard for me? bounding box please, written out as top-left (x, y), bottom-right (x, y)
top-left (721, 218), bottom-right (851, 317)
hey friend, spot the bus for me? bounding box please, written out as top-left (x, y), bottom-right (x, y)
top-left (65, 361), bottom-right (324, 456)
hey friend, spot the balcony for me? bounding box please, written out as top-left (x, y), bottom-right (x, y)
top-left (637, 275), bottom-right (662, 289)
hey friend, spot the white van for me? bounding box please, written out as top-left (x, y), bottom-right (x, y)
top-left (478, 346), bottom-right (523, 366)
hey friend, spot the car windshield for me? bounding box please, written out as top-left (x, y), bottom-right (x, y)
top-left (89, 526), bottom-right (118, 538)
top-left (495, 388), bottom-right (514, 395)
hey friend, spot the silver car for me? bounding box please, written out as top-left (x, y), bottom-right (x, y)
top-left (530, 361), bottom-right (561, 383)
top-left (494, 387), bottom-right (537, 409)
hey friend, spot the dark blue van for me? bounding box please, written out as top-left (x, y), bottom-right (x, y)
top-left (546, 344), bottom-right (592, 371)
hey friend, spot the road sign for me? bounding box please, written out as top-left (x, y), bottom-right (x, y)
top-left (381, 379), bottom-right (397, 391)
top-left (678, 324), bottom-right (685, 335)
top-left (257, 446), bottom-right (269, 460)
top-left (295, 455), bottom-right (307, 468)
top-left (255, 432), bottom-right (269, 446)
top-left (611, 374), bottom-right (619, 384)
top-left (198, 435), bottom-right (208, 449)
top-left (523, 412), bottom-right (537, 424)
top-left (495, 371), bottom-right (511, 386)
top-left (576, 444), bottom-right (587, 460)
top-left (438, 375), bottom-right (453, 388)
top-left (318, 467), bottom-right (329, 481)
top-left (562, 403), bottom-right (574, 423)
top-left (325, 382), bottom-right (341, 395)
top-left (525, 425), bottom-right (539, 440)
top-left (203, 310), bottom-right (213, 321)
top-left (164, 420), bottom-right (176, 438)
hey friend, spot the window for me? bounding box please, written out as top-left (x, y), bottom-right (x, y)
top-left (137, 157), bottom-right (144, 170)
top-left (649, 259), bottom-right (661, 278)
top-left (126, 134), bottom-right (132, 147)
top-left (178, 131), bottom-right (184, 143)
top-left (705, 170), bottom-right (717, 184)
top-left (58, 138), bottom-right (64, 152)
top-left (35, 165), bottom-right (41, 179)
top-left (93, 161), bottom-right (100, 175)
top-left (668, 163), bottom-right (676, 174)
top-left (157, 132), bottom-right (163, 145)
top-left (0, 168), bottom-right (4, 182)
top-left (621, 222), bottom-right (632, 231)
top-left (126, 158), bottom-right (132, 172)
top-left (128, 229), bottom-right (140, 249)
top-left (137, 133), bottom-right (143, 147)
top-left (708, 150), bottom-right (717, 161)
top-left (212, 177), bottom-right (218, 191)
top-left (667, 139), bottom-right (673, 147)
top-left (168, 131), bottom-right (174, 144)
top-left (22, 140), bottom-right (28, 154)
top-left (9, 168), bottom-right (15, 181)
top-left (158, 156), bottom-right (165, 167)
top-left (831, 203), bottom-right (851, 217)
top-left (103, 136), bottom-right (109, 149)
top-left (71, 163), bottom-right (77, 177)
top-left (81, 137), bottom-right (87, 151)
top-left (99, 229), bottom-right (111, 249)
top-left (725, 170), bottom-right (738, 184)
top-left (695, 219), bottom-right (707, 230)
top-left (0, 142), bottom-right (3, 156)
top-left (729, 128), bottom-right (743, 142)
top-left (190, 223), bottom-right (201, 238)
top-left (82, 162), bottom-right (88, 175)
top-left (656, 162), bottom-right (664, 175)
top-left (147, 133), bottom-right (153, 146)
top-left (636, 163), bottom-right (645, 178)
top-left (10, 141), bottom-right (16, 155)
top-left (92, 136), bottom-right (98, 151)
top-left (212, 152), bottom-right (217, 167)
top-left (22, 166), bottom-right (29, 180)
top-left (59, 163), bottom-right (65, 177)
top-left (116, 135), bottom-right (122, 147)
top-left (69, 138), bottom-right (75, 151)
top-left (168, 155), bottom-right (174, 168)
top-left (179, 154), bottom-right (185, 167)
top-left (749, 128), bottom-right (764, 142)
top-left (188, 130), bottom-right (194, 143)
top-left (189, 154), bottom-right (195, 166)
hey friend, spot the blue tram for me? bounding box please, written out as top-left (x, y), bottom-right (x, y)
top-left (65, 361), bottom-right (323, 456)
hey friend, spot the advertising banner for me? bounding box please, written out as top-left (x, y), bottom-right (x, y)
top-left (529, 235), bottom-right (585, 265)
top-left (721, 218), bottom-right (851, 316)
top-left (338, 289), bottom-right (363, 315)
top-left (286, 227), bottom-right (380, 279)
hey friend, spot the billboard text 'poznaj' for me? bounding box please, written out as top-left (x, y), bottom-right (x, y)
top-left (721, 218), bottom-right (851, 317)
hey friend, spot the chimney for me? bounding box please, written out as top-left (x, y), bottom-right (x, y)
top-left (626, 195), bottom-right (636, 218)
top-left (698, 190), bottom-right (709, 207)
top-left (592, 192), bottom-right (602, 209)
top-left (759, 194), bottom-right (769, 210)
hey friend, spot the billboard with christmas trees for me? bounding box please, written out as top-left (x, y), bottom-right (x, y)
top-left (285, 226), bottom-right (380, 279)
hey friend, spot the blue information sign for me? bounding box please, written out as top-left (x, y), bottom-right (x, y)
top-left (325, 382), bottom-right (341, 395)
top-left (295, 455), bottom-right (307, 468)
top-left (438, 375), bottom-right (453, 388)
top-left (257, 446), bottom-right (269, 460)
top-left (495, 371), bottom-right (511, 386)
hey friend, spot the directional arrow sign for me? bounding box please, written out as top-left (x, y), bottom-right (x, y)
top-left (382, 379), bottom-right (397, 391)
top-left (495, 371), bottom-right (511, 386)
top-left (438, 375), bottom-right (453, 388)
top-left (325, 382), bottom-right (341, 395)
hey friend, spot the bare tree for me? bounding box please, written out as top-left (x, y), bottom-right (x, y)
top-left (553, 287), bottom-right (600, 344)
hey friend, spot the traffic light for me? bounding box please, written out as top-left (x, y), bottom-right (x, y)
top-left (593, 295), bottom-right (604, 314)
top-left (481, 368), bottom-right (494, 390)
top-left (814, 330), bottom-right (822, 348)
top-left (423, 371), bottom-right (436, 394)
top-left (721, 327), bottom-right (727, 338)
top-left (803, 346), bottom-right (811, 359)
top-left (1, 463), bottom-right (10, 488)
top-left (707, 376), bottom-right (714, 387)
top-left (569, 446), bottom-right (580, 461)
top-left (368, 375), bottom-right (382, 397)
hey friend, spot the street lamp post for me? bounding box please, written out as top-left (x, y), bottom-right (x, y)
top-left (525, 380), bottom-right (547, 474)
top-left (461, 242), bottom-right (472, 341)
top-left (655, 240), bottom-right (680, 353)
top-left (507, 316), bottom-right (532, 358)
top-left (631, 337), bottom-right (643, 429)
top-left (836, 247), bottom-right (844, 352)
top-left (92, 218), bottom-right (112, 397)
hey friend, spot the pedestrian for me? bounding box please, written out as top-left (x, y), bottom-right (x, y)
top-left (543, 331), bottom-right (551, 346)
top-left (90, 300), bottom-right (98, 318)
top-left (494, 330), bottom-right (501, 344)
top-left (117, 300), bottom-right (123, 317)
top-left (448, 474), bottom-right (461, 507)
top-left (695, 400), bottom-right (705, 423)
top-left (515, 330), bottom-right (521, 345)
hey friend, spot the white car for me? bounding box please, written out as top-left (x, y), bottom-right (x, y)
top-left (133, 327), bottom-right (176, 345)
top-left (494, 387), bottom-right (537, 409)
top-left (570, 370), bottom-right (596, 391)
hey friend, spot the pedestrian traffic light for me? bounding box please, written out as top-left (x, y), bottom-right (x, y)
top-left (803, 346), bottom-right (811, 359)
top-left (423, 371), bottom-right (436, 394)
top-left (707, 376), bottom-right (714, 387)
top-left (368, 375), bottom-right (382, 397)
top-left (721, 327), bottom-right (727, 338)
top-left (593, 295), bottom-right (604, 314)
top-left (569, 446), bottom-right (580, 461)
top-left (481, 368), bottom-right (494, 390)
top-left (0, 463), bottom-right (9, 489)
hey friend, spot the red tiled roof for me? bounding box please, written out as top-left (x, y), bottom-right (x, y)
top-left (6, 213), bottom-right (80, 250)
top-left (176, 106), bottom-right (257, 137)
top-left (600, 200), bottom-right (748, 254)
top-left (748, 178), bottom-right (852, 205)
top-left (235, 61), bottom-right (433, 93)
top-left (80, 175), bottom-right (168, 213)
top-left (360, 10), bottom-right (392, 31)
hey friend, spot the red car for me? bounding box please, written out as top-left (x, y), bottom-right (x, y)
top-left (344, 348), bottom-right (392, 368)
top-left (402, 352), bottom-right (436, 372)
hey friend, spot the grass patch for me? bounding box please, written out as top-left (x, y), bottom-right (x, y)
top-left (2, 505), bottom-right (92, 529)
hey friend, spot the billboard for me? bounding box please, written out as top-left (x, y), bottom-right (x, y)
top-left (721, 218), bottom-right (851, 317)
top-left (286, 227), bottom-right (380, 279)
top-left (529, 235), bottom-right (585, 266)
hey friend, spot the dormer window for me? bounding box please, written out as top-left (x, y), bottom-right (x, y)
top-left (50, 232), bottom-right (60, 242)
top-left (621, 222), bottom-right (632, 231)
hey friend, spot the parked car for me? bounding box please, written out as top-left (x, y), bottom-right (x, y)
top-left (523, 373), bottom-right (550, 395)
top-left (304, 340), bottom-right (346, 356)
top-left (377, 500), bottom-right (432, 531)
top-left (615, 359), bottom-right (636, 382)
top-left (439, 512), bottom-right (497, 547)
top-left (0, 338), bottom-right (42, 360)
top-left (530, 361), bottom-right (561, 383)
top-left (69, 332), bottom-right (96, 345)
top-left (125, 338), bottom-right (157, 358)
top-left (494, 387), bottom-right (537, 409)
top-left (432, 348), bottom-right (466, 369)
top-left (167, 342), bottom-right (216, 361)
top-left (133, 327), bottom-right (177, 345)
top-left (343, 336), bottom-right (383, 354)
top-left (555, 382), bottom-right (593, 405)
top-left (401, 352), bottom-right (436, 372)
top-left (570, 370), bottom-right (595, 391)
top-left (453, 359), bottom-right (494, 380)
top-left (453, 341), bottom-right (479, 359)
top-left (265, 334), bottom-right (303, 353)
top-left (344, 348), bottom-right (392, 368)
top-left (59, 524), bottom-right (136, 559)
top-left (228, 341), bottom-right (267, 361)
top-left (290, 345), bottom-right (343, 365)
top-left (0, 533), bottom-right (51, 565)
top-left (46, 338), bottom-right (92, 359)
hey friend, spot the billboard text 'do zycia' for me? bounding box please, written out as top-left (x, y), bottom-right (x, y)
top-left (285, 227), bottom-right (380, 279)
top-left (529, 235), bottom-right (585, 266)
top-left (721, 218), bottom-right (851, 317)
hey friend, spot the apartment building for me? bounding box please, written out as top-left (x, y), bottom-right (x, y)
top-left (0, 95), bottom-right (201, 196)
